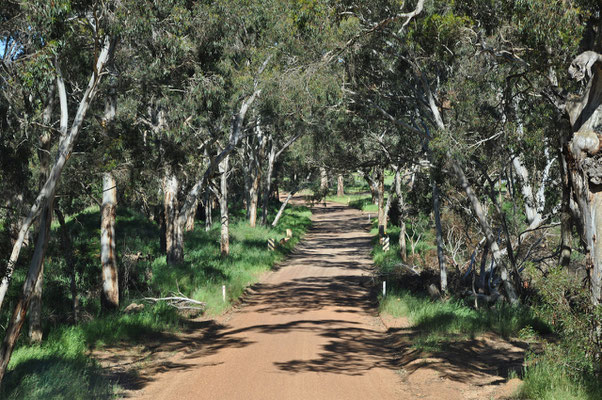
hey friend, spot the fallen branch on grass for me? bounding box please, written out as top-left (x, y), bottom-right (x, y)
top-left (142, 295), bottom-right (206, 310)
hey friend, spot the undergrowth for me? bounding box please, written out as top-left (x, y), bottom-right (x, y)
top-left (374, 217), bottom-right (602, 400)
top-left (0, 204), bottom-right (311, 399)
top-left (379, 288), bottom-right (547, 352)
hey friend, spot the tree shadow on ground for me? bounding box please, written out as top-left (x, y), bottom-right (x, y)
top-left (103, 202), bottom-right (527, 395)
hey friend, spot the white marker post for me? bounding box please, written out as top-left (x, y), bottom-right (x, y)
top-left (382, 281), bottom-right (386, 297)
top-left (222, 285), bottom-right (226, 302)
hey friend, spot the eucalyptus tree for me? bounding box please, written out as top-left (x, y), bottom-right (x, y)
top-left (0, 0), bottom-right (118, 383)
top-left (113, 0), bottom-right (226, 263)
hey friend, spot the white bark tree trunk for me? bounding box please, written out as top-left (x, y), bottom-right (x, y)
top-left (100, 172), bottom-right (119, 310)
top-left (320, 167), bottom-right (329, 194)
top-left (205, 189), bottom-right (213, 232)
top-left (248, 119), bottom-right (266, 228)
top-left (219, 156), bottom-right (230, 256)
top-left (424, 76), bottom-right (518, 303)
top-left (565, 51), bottom-right (602, 307)
top-left (272, 190), bottom-right (296, 227)
top-left (512, 155), bottom-right (542, 228)
top-left (179, 90), bottom-right (260, 230)
top-left (163, 169), bottom-right (183, 264)
top-left (394, 169), bottom-right (407, 262)
top-left (450, 159), bottom-right (519, 304)
top-left (432, 178), bottom-right (447, 293)
top-left (337, 174), bottom-right (345, 197)
top-left (0, 36), bottom-right (113, 311)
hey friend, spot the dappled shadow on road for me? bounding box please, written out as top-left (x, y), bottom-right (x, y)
top-left (96, 319), bottom-right (254, 396)
top-left (388, 328), bottom-right (527, 385)
top-left (241, 275), bottom-right (377, 315)
top-left (106, 201), bottom-right (527, 396)
top-left (269, 323), bottom-right (525, 381)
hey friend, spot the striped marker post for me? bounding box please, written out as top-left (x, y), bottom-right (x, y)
top-left (382, 235), bottom-right (390, 252)
top-left (268, 238), bottom-right (275, 251)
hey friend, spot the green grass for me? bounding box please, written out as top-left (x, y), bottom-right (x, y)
top-left (380, 288), bottom-right (547, 350)
top-left (0, 204), bottom-right (312, 399)
top-left (372, 218), bottom-right (600, 400)
top-left (152, 206), bottom-right (312, 316)
top-left (518, 343), bottom-right (602, 400)
top-left (0, 302), bottom-right (181, 399)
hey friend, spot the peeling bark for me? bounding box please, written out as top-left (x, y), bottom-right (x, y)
top-left (565, 52), bottom-right (602, 306)
top-left (219, 156), bottom-right (230, 256)
top-left (100, 172), bottom-right (119, 310)
top-left (163, 169), bottom-right (183, 264)
top-left (394, 169), bottom-right (407, 262)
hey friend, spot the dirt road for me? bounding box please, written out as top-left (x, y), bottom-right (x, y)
top-left (134, 203), bottom-right (402, 400)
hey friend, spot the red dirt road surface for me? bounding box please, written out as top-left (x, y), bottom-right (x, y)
top-left (128, 202), bottom-right (525, 400)
top-left (134, 204), bottom-right (402, 400)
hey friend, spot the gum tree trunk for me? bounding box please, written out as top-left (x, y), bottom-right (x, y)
top-left (100, 172), bottom-right (119, 310)
top-left (337, 174), bottom-right (345, 197)
top-left (394, 170), bottom-right (407, 262)
top-left (376, 167), bottom-right (386, 236)
top-left (0, 199), bottom-right (54, 382)
top-left (423, 75), bottom-right (518, 303)
top-left (219, 156), bottom-right (230, 256)
top-left (565, 51), bottom-right (602, 306)
top-left (178, 90), bottom-right (260, 231)
top-left (28, 88), bottom-right (55, 342)
top-left (248, 119), bottom-right (266, 227)
top-left (205, 189), bottom-right (213, 232)
top-left (163, 169), bottom-right (183, 264)
top-left (185, 198), bottom-right (197, 232)
top-left (432, 177), bottom-right (447, 293)
top-left (450, 159), bottom-right (519, 304)
top-left (0, 37), bottom-right (113, 311)
top-left (320, 167), bottom-right (329, 194)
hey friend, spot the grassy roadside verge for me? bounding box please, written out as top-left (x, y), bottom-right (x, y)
top-left (0, 205), bottom-right (311, 399)
top-left (371, 229), bottom-right (602, 400)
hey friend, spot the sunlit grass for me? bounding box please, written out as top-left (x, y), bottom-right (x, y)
top-left (0, 204), bottom-right (312, 399)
